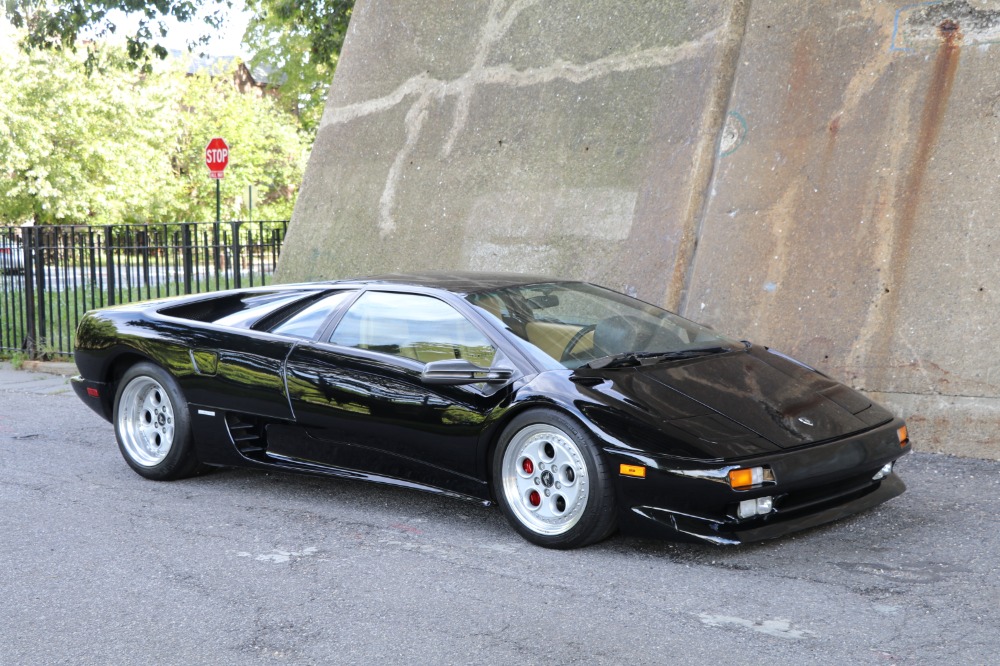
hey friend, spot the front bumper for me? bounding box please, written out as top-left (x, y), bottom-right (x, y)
top-left (630, 473), bottom-right (904, 545)
top-left (608, 418), bottom-right (910, 545)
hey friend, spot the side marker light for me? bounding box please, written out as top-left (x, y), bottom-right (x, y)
top-left (897, 425), bottom-right (909, 447)
top-left (620, 464), bottom-right (646, 478)
top-left (86, 387), bottom-right (99, 398)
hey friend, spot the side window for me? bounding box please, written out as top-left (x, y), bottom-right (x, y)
top-left (269, 290), bottom-right (356, 339)
top-left (331, 291), bottom-right (497, 367)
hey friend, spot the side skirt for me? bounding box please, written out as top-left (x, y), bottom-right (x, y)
top-left (188, 405), bottom-right (492, 506)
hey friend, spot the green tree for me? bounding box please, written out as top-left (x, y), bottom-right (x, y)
top-left (0, 38), bottom-right (306, 225)
top-left (5, 0), bottom-right (232, 72)
top-left (242, 0), bottom-right (353, 131)
top-left (173, 64), bottom-right (308, 221)
top-left (5, 0), bottom-right (355, 130)
top-left (0, 45), bottom-right (181, 224)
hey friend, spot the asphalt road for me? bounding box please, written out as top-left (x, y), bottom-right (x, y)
top-left (1, 364), bottom-right (998, 665)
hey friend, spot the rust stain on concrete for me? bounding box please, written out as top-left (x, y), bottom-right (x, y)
top-left (894, 20), bottom-right (962, 256)
top-left (827, 114), bottom-right (841, 137)
top-left (870, 20), bottom-right (962, 390)
top-left (781, 30), bottom-right (823, 166)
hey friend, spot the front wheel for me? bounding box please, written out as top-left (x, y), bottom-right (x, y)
top-left (114, 362), bottom-right (202, 480)
top-left (492, 409), bottom-right (616, 549)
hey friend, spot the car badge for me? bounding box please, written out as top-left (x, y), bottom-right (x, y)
top-left (798, 417), bottom-right (814, 426)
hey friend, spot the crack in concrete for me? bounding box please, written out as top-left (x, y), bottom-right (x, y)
top-left (321, 18), bottom-right (718, 129)
top-left (377, 93), bottom-right (432, 237)
top-left (441, 0), bottom-right (544, 157)
top-left (673, 0), bottom-right (750, 312)
top-left (319, 7), bottom-right (720, 237)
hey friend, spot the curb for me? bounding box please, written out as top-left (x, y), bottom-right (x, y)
top-left (18, 360), bottom-right (79, 377)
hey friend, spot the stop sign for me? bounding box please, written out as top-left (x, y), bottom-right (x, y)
top-left (205, 137), bottom-right (229, 179)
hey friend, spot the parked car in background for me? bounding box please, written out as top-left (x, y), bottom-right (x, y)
top-left (0, 239), bottom-right (24, 274)
top-left (71, 273), bottom-right (911, 549)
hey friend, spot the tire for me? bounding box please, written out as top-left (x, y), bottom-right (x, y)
top-left (492, 409), bottom-right (617, 549)
top-left (113, 362), bottom-right (202, 480)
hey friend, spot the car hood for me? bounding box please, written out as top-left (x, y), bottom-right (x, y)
top-left (571, 345), bottom-right (892, 457)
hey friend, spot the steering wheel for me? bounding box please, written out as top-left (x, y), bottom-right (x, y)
top-left (560, 324), bottom-right (597, 362)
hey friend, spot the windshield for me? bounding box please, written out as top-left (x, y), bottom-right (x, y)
top-left (466, 282), bottom-right (740, 369)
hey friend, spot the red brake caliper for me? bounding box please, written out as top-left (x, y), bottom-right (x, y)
top-left (522, 458), bottom-right (540, 506)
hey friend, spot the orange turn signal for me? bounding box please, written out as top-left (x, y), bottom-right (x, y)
top-left (897, 425), bottom-right (909, 446)
top-left (728, 468), bottom-right (755, 489)
top-left (728, 466), bottom-right (772, 489)
top-left (619, 464), bottom-right (646, 478)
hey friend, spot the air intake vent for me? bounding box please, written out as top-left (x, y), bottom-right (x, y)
top-left (225, 412), bottom-right (266, 457)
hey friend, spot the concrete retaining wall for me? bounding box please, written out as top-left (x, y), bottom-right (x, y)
top-left (277, 0), bottom-right (1000, 459)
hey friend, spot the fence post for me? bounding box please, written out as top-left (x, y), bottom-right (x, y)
top-left (33, 229), bottom-right (48, 358)
top-left (22, 227), bottom-right (36, 358)
top-left (182, 224), bottom-right (193, 295)
top-left (212, 221), bottom-right (221, 282)
top-left (140, 229), bottom-right (150, 297)
top-left (231, 221), bottom-right (242, 289)
top-left (104, 226), bottom-right (116, 306)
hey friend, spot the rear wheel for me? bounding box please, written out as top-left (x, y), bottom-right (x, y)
top-left (493, 409), bottom-right (616, 549)
top-left (114, 362), bottom-right (201, 480)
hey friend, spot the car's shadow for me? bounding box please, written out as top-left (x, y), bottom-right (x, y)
top-left (142, 458), bottom-right (919, 566)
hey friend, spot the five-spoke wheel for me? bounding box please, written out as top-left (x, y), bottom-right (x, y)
top-left (501, 423), bottom-right (589, 536)
top-left (118, 375), bottom-right (175, 467)
top-left (114, 362), bottom-right (202, 480)
top-left (493, 409), bottom-right (616, 548)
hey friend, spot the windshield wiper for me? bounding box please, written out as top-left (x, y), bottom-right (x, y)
top-left (586, 347), bottom-right (731, 370)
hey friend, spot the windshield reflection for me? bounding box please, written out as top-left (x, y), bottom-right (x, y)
top-left (467, 282), bottom-right (739, 369)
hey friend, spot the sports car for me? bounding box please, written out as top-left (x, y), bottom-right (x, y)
top-left (71, 273), bottom-right (910, 548)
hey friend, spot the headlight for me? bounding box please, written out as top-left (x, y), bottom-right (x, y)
top-left (738, 496), bottom-right (774, 519)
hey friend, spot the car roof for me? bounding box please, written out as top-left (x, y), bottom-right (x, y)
top-left (324, 272), bottom-right (566, 295)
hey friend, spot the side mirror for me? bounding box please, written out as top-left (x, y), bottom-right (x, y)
top-left (420, 359), bottom-right (514, 385)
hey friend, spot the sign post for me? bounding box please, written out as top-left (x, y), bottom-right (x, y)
top-left (205, 137), bottom-right (229, 223)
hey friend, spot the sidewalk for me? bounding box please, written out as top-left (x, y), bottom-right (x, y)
top-left (0, 360), bottom-right (79, 395)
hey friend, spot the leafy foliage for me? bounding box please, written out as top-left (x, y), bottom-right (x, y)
top-left (5, 0), bottom-right (232, 73)
top-left (173, 64), bottom-right (307, 221)
top-left (4, 0), bottom-right (355, 129)
top-left (0, 45), bottom-right (180, 223)
top-left (1, 0), bottom-right (352, 224)
top-left (0, 39), bottom-right (306, 225)
top-left (243, 0), bottom-right (353, 130)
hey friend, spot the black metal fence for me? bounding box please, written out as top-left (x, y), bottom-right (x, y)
top-left (0, 221), bottom-right (288, 359)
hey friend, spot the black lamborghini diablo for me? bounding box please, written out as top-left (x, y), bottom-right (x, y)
top-left (72, 273), bottom-right (910, 548)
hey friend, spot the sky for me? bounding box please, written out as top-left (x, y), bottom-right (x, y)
top-left (0, 3), bottom-right (252, 59)
top-left (99, 0), bottom-right (252, 57)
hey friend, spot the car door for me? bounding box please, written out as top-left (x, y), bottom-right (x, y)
top-left (174, 290), bottom-right (352, 421)
top-left (276, 290), bottom-right (516, 496)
